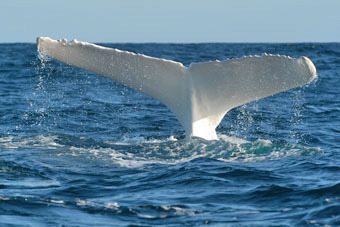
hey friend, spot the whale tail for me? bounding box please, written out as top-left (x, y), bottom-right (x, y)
top-left (37, 37), bottom-right (317, 140)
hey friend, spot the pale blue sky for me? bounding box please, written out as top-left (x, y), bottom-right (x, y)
top-left (1, 0), bottom-right (339, 43)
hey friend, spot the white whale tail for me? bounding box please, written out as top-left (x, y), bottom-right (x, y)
top-left (37, 37), bottom-right (317, 140)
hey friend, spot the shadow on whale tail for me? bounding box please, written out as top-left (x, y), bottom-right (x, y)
top-left (37, 37), bottom-right (317, 140)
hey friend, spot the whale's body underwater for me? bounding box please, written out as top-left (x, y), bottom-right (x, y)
top-left (37, 37), bottom-right (317, 140)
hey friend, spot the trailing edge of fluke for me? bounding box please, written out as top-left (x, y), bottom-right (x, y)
top-left (37, 37), bottom-right (317, 140)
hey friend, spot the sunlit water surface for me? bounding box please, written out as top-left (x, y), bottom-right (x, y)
top-left (0, 43), bottom-right (339, 226)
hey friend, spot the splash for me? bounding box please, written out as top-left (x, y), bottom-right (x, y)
top-left (0, 134), bottom-right (322, 168)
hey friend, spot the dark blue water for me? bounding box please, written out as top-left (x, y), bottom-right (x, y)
top-left (0, 43), bottom-right (339, 226)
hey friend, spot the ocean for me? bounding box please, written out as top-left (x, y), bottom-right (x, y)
top-left (0, 42), bottom-right (339, 226)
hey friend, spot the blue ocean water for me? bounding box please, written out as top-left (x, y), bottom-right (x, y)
top-left (0, 42), bottom-right (339, 226)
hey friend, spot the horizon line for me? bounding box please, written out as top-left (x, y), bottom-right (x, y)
top-left (1, 41), bottom-right (340, 45)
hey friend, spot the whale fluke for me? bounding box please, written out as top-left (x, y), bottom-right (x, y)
top-left (37, 37), bottom-right (317, 140)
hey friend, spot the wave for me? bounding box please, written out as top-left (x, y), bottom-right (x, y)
top-left (0, 195), bottom-right (201, 223)
top-left (0, 133), bottom-right (322, 168)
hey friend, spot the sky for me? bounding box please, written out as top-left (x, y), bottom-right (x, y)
top-left (1, 0), bottom-right (339, 43)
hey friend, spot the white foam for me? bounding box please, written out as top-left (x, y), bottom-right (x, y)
top-left (218, 134), bottom-right (249, 145)
top-left (0, 134), bottom-right (322, 168)
top-left (49, 199), bottom-right (65, 204)
top-left (0, 135), bottom-right (62, 150)
top-left (107, 135), bottom-right (178, 146)
top-left (0, 196), bottom-right (10, 201)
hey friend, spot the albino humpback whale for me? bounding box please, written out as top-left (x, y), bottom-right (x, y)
top-left (37, 37), bottom-right (317, 140)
